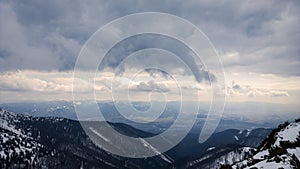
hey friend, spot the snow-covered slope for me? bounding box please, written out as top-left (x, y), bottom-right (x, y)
top-left (186, 146), bottom-right (256, 169)
top-left (0, 108), bottom-right (174, 169)
top-left (274, 122), bottom-right (300, 147)
top-left (213, 147), bottom-right (256, 168)
top-left (0, 108), bottom-right (46, 168)
top-left (186, 145), bottom-right (256, 169)
top-left (231, 120), bottom-right (300, 169)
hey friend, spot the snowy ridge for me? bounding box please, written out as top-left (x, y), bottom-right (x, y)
top-left (0, 108), bottom-right (45, 168)
top-left (186, 146), bottom-right (256, 169)
top-left (213, 147), bottom-right (255, 168)
top-left (0, 108), bottom-right (28, 137)
top-left (231, 120), bottom-right (300, 169)
top-left (274, 122), bottom-right (300, 147)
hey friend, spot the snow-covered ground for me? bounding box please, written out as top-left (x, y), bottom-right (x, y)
top-left (274, 122), bottom-right (300, 147)
top-left (0, 109), bottom-right (44, 166)
top-left (232, 120), bottom-right (300, 169)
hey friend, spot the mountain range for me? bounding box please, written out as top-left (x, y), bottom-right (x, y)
top-left (1, 107), bottom-right (298, 169)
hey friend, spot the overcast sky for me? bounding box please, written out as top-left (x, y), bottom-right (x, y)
top-left (0, 0), bottom-right (299, 105)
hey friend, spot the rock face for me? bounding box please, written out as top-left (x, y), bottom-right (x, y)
top-left (230, 120), bottom-right (300, 169)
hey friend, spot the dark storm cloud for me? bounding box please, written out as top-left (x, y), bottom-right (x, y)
top-left (99, 34), bottom-right (216, 83)
top-left (0, 0), bottom-right (299, 77)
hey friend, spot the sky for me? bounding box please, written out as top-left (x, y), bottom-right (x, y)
top-left (0, 0), bottom-right (299, 107)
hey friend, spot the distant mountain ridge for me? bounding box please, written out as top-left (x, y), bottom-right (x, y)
top-left (0, 101), bottom-right (277, 133)
top-left (0, 107), bottom-right (273, 169)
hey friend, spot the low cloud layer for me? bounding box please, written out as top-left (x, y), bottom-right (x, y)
top-left (228, 80), bottom-right (290, 98)
top-left (131, 80), bottom-right (170, 93)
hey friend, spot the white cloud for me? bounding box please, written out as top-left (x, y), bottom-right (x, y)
top-left (130, 80), bottom-right (170, 93)
top-left (0, 70), bottom-right (72, 93)
top-left (227, 80), bottom-right (290, 98)
top-left (0, 70), bottom-right (111, 93)
top-left (0, 70), bottom-right (299, 103)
